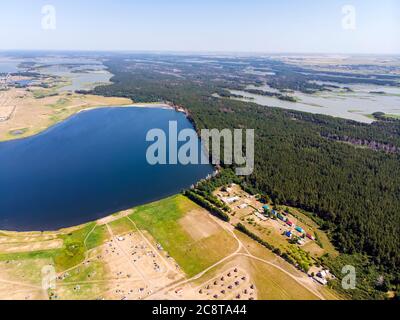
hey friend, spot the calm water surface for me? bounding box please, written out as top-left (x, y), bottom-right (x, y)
top-left (0, 107), bottom-right (213, 231)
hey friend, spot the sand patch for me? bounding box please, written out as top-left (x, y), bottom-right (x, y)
top-left (97, 210), bottom-right (132, 225)
top-left (179, 210), bottom-right (220, 241)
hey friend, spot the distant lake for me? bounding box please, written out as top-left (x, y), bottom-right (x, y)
top-left (38, 63), bottom-right (112, 92)
top-left (0, 107), bottom-right (214, 231)
top-left (0, 59), bottom-right (21, 73)
top-left (227, 83), bottom-right (400, 123)
top-left (15, 79), bottom-right (32, 87)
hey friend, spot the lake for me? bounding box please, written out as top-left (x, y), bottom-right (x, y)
top-left (0, 58), bottom-right (21, 73)
top-left (227, 83), bottom-right (400, 123)
top-left (37, 63), bottom-right (113, 92)
top-left (0, 107), bottom-right (214, 231)
top-left (29, 57), bottom-right (113, 92)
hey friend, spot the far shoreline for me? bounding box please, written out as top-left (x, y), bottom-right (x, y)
top-left (0, 98), bottom-right (186, 143)
top-left (77, 102), bottom-right (175, 114)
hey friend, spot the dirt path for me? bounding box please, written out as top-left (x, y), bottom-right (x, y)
top-left (0, 278), bottom-right (42, 290)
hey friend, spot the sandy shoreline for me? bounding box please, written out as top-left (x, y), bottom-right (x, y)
top-left (76, 102), bottom-right (175, 115)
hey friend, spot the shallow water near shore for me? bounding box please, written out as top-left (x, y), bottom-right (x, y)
top-left (228, 82), bottom-right (400, 123)
top-left (0, 107), bottom-right (213, 231)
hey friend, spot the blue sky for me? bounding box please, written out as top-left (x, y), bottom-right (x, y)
top-left (0, 0), bottom-right (399, 54)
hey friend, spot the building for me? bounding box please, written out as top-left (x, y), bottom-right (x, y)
top-left (306, 233), bottom-right (315, 241)
top-left (313, 269), bottom-right (331, 286)
top-left (277, 213), bottom-right (287, 222)
top-left (295, 226), bottom-right (304, 234)
top-left (225, 196), bottom-right (240, 204)
top-left (314, 276), bottom-right (328, 285)
top-left (297, 239), bottom-right (305, 245)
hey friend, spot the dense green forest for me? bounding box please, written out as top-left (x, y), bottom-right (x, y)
top-left (90, 55), bottom-right (400, 298)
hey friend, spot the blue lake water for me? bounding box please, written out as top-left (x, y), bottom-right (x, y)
top-left (0, 107), bottom-right (213, 231)
top-left (0, 60), bottom-right (20, 73)
top-left (14, 79), bottom-right (32, 87)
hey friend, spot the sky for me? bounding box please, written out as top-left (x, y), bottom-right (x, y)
top-left (0, 0), bottom-right (399, 54)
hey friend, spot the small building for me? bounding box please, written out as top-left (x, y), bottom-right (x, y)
top-left (262, 205), bottom-right (270, 212)
top-left (297, 239), bottom-right (305, 245)
top-left (277, 214), bottom-right (287, 222)
top-left (225, 196), bottom-right (240, 204)
top-left (313, 276), bottom-right (328, 285)
top-left (295, 226), bottom-right (304, 234)
top-left (306, 233), bottom-right (315, 241)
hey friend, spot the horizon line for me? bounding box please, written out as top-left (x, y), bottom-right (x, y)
top-left (1, 49), bottom-right (400, 57)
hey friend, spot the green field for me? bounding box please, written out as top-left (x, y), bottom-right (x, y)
top-left (85, 224), bottom-right (110, 250)
top-left (0, 222), bottom-right (101, 272)
top-left (129, 195), bottom-right (237, 277)
top-left (108, 217), bottom-right (135, 235)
